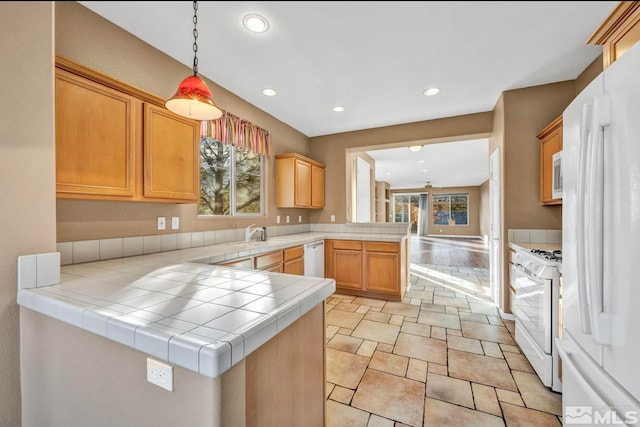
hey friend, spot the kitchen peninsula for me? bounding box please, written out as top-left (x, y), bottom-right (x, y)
top-left (18, 229), bottom-right (408, 427)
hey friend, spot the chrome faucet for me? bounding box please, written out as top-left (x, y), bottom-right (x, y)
top-left (245, 224), bottom-right (264, 243)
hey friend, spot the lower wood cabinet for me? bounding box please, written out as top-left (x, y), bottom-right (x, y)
top-left (283, 245), bottom-right (304, 275)
top-left (325, 239), bottom-right (406, 301)
top-left (253, 245), bottom-right (305, 275)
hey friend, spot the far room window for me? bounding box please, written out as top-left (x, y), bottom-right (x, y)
top-left (199, 138), bottom-right (264, 216)
top-left (432, 194), bottom-right (468, 226)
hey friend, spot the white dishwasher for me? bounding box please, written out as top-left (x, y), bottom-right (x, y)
top-left (303, 240), bottom-right (325, 278)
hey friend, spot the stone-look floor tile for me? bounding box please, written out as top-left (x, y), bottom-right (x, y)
top-left (430, 326), bottom-right (447, 340)
top-left (406, 359), bottom-right (428, 382)
top-left (426, 373), bottom-right (474, 409)
top-left (512, 371), bottom-right (562, 416)
top-left (461, 321), bottom-right (515, 345)
top-left (417, 311), bottom-right (461, 330)
top-left (445, 306), bottom-right (458, 315)
top-left (352, 320), bottom-right (401, 345)
top-left (404, 316), bottom-right (417, 323)
top-left (434, 290), bottom-right (456, 298)
top-left (393, 332), bottom-right (447, 365)
top-left (326, 399), bottom-right (370, 427)
top-left (472, 383), bottom-right (502, 416)
top-left (352, 369), bottom-right (425, 427)
top-left (501, 402), bottom-right (562, 427)
top-left (459, 312), bottom-right (489, 324)
top-left (369, 350), bottom-right (409, 377)
top-left (356, 305), bottom-right (371, 314)
top-left (367, 414), bottom-right (395, 427)
top-left (395, 423), bottom-right (411, 427)
top-left (326, 382), bottom-right (335, 399)
top-left (364, 311), bottom-right (393, 323)
top-left (424, 397), bottom-right (506, 427)
top-left (447, 328), bottom-right (462, 336)
top-left (469, 301), bottom-right (500, 316)
top-left (400, 322), bottom-right (430, 337)
top-left (352, 296), bottom-right (387, 308)
top-left (409, 298), bottom-right (422, 306)
top-left (339, 327), bottom-right (354, 335)
top-left (336, 302), bottom-right (361, 312)
top-left (326, 309), bottom-right (364, 329)
top-left (326, 325), bottom-right (340, 340)
top-left (330, 385), bottom-right (355, 404)
top-left (368, 306), bottom-right (382, 312)
top-left (487, 315), bottom-right (504, 326)
top-left (500, 344), bottom-right (520, 354)
top-left (504, 320), bottom-right (516, 335)
top-left (420, 302), bottom-right (446, 313)
top-left (428, 363), bottom-right (448, 376)
top-left (405, 290), bottom-right (434, 300)
top-left (326, 348), bottom-right (370, 389)
top-left (496, 389), bottom-right (524, 406)
top-left (382, 301), bottom-right (420, 318)
top-left (434, 295), bottom-right (470, 309)
top-left (357, 340), bottom-right (378, 358)
top-left (389, 314), bottom-right (404, 326)
top-left (482, 341), bottom-right (504, 358)
top-left (447, 335), bottom-right (484, 355)
top-left (448, 349), bottom-right (517, 391)
top-left (327, 333), bottom-right (364, 353)
top-left (377, 343), bottom-right (394, 353)
top-left (503, 351), bottom-right (534, 373)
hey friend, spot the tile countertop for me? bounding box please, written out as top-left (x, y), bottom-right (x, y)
top-left (17, 231), bottom-right (407, 379)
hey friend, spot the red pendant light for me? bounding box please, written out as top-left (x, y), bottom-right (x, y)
top-left (165, 1), bottom-right (223, 121)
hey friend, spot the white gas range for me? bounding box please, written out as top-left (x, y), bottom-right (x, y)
top-left (510, 243), bottom-right (562, 393)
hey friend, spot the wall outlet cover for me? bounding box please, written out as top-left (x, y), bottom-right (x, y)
top-left (171, 217), bottom-right (180, 230)
top-left (147, 358), bottom-right (173, 391)
top-left (157, 217), bottom-right (166, 231)
top-left (286, 215), bottom-right (290, 223)
top-left (276, 215), bottom-right (281, 224)
top-left (298, 215), bottom-right (302, 223)
top-left (330, 215), bottom-right (336, 223)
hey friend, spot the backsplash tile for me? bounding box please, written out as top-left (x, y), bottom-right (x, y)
top-left (73, 240), bottom-right (100, 264)
top-left (143, 235), bottom-right (162, 254)
top-left (57, 242), bottom-right (73, 265)
top-left (100, 238), bottom-right (123, 260)
top-left (177, 233), bottom-right (192, 250)
top-left (529, 229), bottom-right (547, 243)
top-left (191, 232), bottom-right (204, 247)
top-left (36, 253), bottom-right (61, 287)
top-left (509, 229), bottom-right (562, 244)
top-left (123, 236), bottom-right (144, 257)
top-left (161, 234), bottom-right (178, 252)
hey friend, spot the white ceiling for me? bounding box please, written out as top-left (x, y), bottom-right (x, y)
top-left (78, 1), bottom-right (618, 189)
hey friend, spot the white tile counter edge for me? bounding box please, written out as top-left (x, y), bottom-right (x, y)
top-left (17, 231), bottom-right (408, 379)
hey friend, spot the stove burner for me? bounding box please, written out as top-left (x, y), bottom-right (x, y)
top-left (530, 248), bottom-right (562, 262)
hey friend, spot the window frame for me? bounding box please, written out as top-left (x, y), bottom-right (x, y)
top-left (198, 139), bottom-right (265, 218)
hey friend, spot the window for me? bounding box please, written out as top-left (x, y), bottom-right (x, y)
top-left (199, 138), bottom-right (263, 216)
top-left (432, 194), bottom-right (468, 225)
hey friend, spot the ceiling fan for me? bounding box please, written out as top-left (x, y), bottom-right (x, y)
top-left (424, 181), bottom-right (433, 189)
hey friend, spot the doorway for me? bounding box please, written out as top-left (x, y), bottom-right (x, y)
top-left (393, 192), bottom-right (428, 235)
top-left (489, 147), bottom-right (502, 306)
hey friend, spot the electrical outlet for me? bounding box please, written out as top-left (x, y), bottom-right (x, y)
top-left (276, 215), bottom-right (281, 224)
top-left (286, 215), bottom-right (290, 223)
top-left (298, 215), bottom-right (302, 223)
top-left (157, 217), bottom-right (166, 231)
top-left (330, 215), bottom-right (336, 223)
top-left (171, 217), bottom-right (180, 230)
top-left (147, 358), bottom-right (173, 391)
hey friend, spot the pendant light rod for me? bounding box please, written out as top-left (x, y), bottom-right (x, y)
top-left (165, 0), bottom-right (223, 121)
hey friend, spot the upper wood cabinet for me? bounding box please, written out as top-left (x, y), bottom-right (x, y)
top-left (275, 153), bottom-right (325, 209)
top-left (55, 57), bottom-right (199, 203)
top-left (588, 2), bottom-right (640, 69)
top-left (537, 116), bottom-right (563, 206)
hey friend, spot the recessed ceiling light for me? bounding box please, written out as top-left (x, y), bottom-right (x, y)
top-left (422, 169), bottom-right (428, 172)
top-left (261, 88), bottom-right (277, 97)
top-left (243, 14), bottom-right (269, 33)
top-left (423, 87), bottom-right (440, 96)
top-left (386, 172), bottom-right (391, 175)
top-left (376, 164), bottom-right (381, 167)
top-left (332, 106), bottom-right (345, 112)
top-left (418, 160), bottom-right (425, 163)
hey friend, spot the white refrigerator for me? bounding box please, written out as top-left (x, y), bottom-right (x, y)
top-left (558, 40), bottom-right (640, 426)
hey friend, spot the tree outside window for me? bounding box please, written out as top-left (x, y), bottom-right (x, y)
top-left (199, 138), bottom-right (263, 216)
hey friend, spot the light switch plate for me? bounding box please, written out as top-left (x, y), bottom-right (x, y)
top-left (330, 215), bottom-right (336, 223)
top-left (157, 217), bottom-right (166, 230)
top-left (298, 215), bottom-right (302, 223)
top-left (276, 216), bottom-right (281, 224)
top-left (147, 358), bottom-right (173, 391)
top-left (171, 217), bottom-right (180, 230)
top-left (286, 215), bottom-right (290, 223)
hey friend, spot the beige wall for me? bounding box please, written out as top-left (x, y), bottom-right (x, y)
top-left (55, 2), bottom-right (311, 242)
top-left (478, 179), bottom-right (490, 240)
top-left (309, 112), bottom-right (494, 225)
top-left (0, 3), bottom-right (57, 426)
top-left (576, 54), bottom-right (603, 95)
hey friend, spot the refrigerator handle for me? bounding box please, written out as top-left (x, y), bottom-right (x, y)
top-left (585, 94), bottom-right (611, 345)
top-left (576, 103), bottom-right (592, 334)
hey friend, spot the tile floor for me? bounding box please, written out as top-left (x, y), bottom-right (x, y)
top-left (324, 263), bottom-right (563, 427)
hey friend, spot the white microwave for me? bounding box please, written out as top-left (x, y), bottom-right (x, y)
top-left (552, 150), bottom-right (562, 199)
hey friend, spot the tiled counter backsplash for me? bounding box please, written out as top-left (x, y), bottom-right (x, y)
top-left (56, 222), bottom-right (410, 266)
top-left (508, 228), bottom-right (562, 244)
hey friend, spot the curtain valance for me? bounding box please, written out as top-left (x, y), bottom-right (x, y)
top-left (200, 112), bottom-right (271, 155)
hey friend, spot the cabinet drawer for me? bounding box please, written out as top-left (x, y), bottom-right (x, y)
top-left (284, 245), bottom-right (303, 261)
top-left (254, 251), bottom-right (283, 269)
top-left (222, 258), bottom-right (253, 268)
top-left (331, 240), bottom-right (362, 251)
top-left (364, 242), bottom-right (398, 253)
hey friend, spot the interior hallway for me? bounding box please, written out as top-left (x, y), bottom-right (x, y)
top-left (324, 236), bottom-right (562, 426)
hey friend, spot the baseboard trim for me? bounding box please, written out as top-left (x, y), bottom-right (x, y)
top-left (499, 309), bottom-right (515, 320)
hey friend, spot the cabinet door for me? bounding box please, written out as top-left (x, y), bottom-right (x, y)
top-left (311, 164), bottom-right (325, 208)
top-left (295, 159), bottom-right (312, 207)
top-left (538, 116), bottom-right (562, 205)
top-left (284, 257), bottom-right (304, 275)
top-left (143, 104), bottom-right (200, 202)
top-left (364, 242), bottom-right (399, 294)
top-left (332, 249), bottom-right (362, 290)
top-left (55, 69), bottom-right (138, 199)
